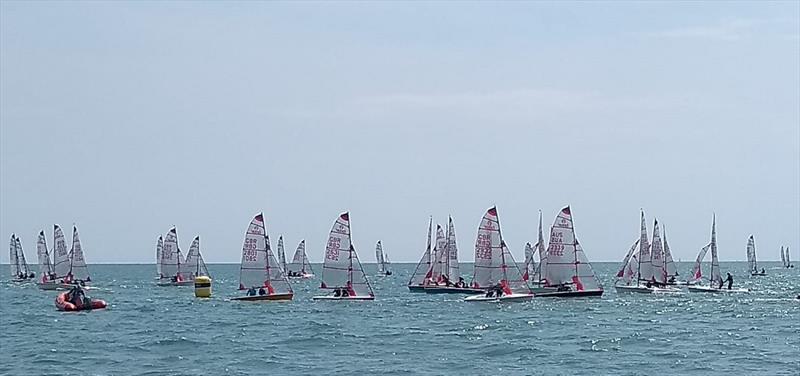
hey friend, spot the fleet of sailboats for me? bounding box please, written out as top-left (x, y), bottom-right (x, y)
top-left (615, 212), bottom-right (680, 294)
top-left (9, 234), bottom-right (33, 281)
top-left (312, 212), bottom-right (374, 300)
top-left (781, 246), bottom-right (794, 268)
top-left (35, 225), bottom-right (93, 290)
top-left (687, 215), bottom-right (749, 293)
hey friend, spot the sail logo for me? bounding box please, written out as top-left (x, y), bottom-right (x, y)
top-left (475, 233), bottom-right (492, 259)
top-left (243, 238), bottom-right (258, 262)
top-left (326, 237), bottom-right (341, 261)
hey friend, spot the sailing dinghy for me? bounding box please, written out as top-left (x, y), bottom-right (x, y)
top-left (154, 236), bottom-right (163, 279)
top-left (313, 212), bottom-right (375, 301)
top-left (526, 211), bottom-right (548, 286)
top-left (375, 241), bottom-right (392, 276)
top-left (184, 236), bottom-right (211, 280)
top-left (9, 234), bottom-right (34, 281)
top-left (464, 207), bottom-right (533, 302)
top-left (36, 230), bottom-right (70, 290)
top-left (747, 236), bottom-right (766, 276)
top-left (67, 225), bottom-right (92, 287)
top-left (688, 215), bottom-right (749, 293)
top-left (276, 235), bottom-right (288, 273)
top-left (532, 207), bottom-right (604, 297)
top-left (157, 227), bottom-right (192, 286)
top-left (233, 213), bottom-right (293, 301)
top-left (407, 217), bottom-right (434, 292)
top-left (615, 215), bottom-right (680, 294)
top-left (782, 246), bottom-right (794, 268)
top-left (287, 240), bottom-right (315, 278)
top-left (425, 217), bottom-right (482, 294)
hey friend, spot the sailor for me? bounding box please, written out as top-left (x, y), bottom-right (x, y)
top-left (246, 287), bottom-right (256, 296)
top-left (258, 287), bottom-right (267, 296)
top-left (760, 268), bottom-right (765, 274)
top-left (333, 288), bottom-right (342, 297)
top-left (668, 276), bottom-right (676, 284)
top-left (456, 277), bottom-right (466, 288)
top-left (724, 273), bottom-right (733, 290)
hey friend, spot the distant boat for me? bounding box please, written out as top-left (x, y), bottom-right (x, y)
top-left (287, 240), bottom-right (315, 279)
top-left (155, 236), bottom-right (163, 279)
top-left (68, 225), bottom-right (92, 284)
top-left (157, 227), bottom-right (192, 286)
top-left (36, 230), bottom-right (70, 290)
top-left (615, 213), bottom-right (680, 294)
top-left (662, 227), bottom-right (683, 284)
top-left (375, 240), bottom-right (392, 276)
top-left (407, 217), bottom-right (434, 292)
top-left (9, 234), bottom-right (33, 281)
top-left (747, 236), bottom-right (766, 276)
top-left (532, 206), bottom-right (604, 297)
top-left (524, 211), bottom-right (547, 285)
top-left (782, 246), bottom-right (794, 268)
top-left (184, 236), bottom-right (211, 280)
top-left (424, 216), bottom-right (482, 294)
top-left (464, 207), bottom-right (532, 302)
top-left (688, 215), bottom-right (749, 293)
top-left (233, 213), bottom-right (293, 301)
top-left (276, 235), bottom-right (287, 273)
top-left (313, 212), bottom-right (375, 300)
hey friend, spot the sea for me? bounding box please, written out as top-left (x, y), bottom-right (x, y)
top-left (1, 262), bottom-right (798, 376)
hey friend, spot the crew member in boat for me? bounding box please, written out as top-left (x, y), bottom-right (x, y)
top-left (258, 287), bottom-right (267, 296)
top-left (760, 268), bottom-right (765, 274)
top-left (723, 273), bottom-right (733, 290)
top-left (246, 287), bottom-right (257, 296)
top-left (67, 285), bottom-right (90, 308)
top-left (439, 275), bottom-right (451, 287)
top-left (455, 277), bottom-right (466, 288)
top-left (668, 276), bottom-right (676, 284)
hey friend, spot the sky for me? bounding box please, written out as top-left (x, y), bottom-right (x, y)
top-left (1, 1), bottom-right (798, 264)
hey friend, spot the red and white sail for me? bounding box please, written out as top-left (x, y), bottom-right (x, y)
top-left (237, 213), bottom-right (292, 294)
top-left (36, 230), bottom-right (53, 278)
top-left (52, 225), bottom-right (71, 279)
top-left (184, 236), bottom-right (210, 279)
top-left (470, 207), bottom-right (504, 288)
top-left (500, 241), bottom-right (532, 294)
top-left (289, 240), bottom-right (314, 275)
top-left (637, 211), bottom-right (653, 283)
top-left (543, 206), bottom-right (602, 292)
top-left (408, 217), bottom-right (433, 286)
top-left (615, 239), bottom-right (640, 284)
top-left (446, 217), bottom-right (460, 280)
top-left (709, 215), bottom-right (722, 287)
top-left (320, 212), bottom-right (374, 297)
top-left (650, 220), bottom-right (666, 284)
top-left (69, 225), bottom-right (91, 281)
top-left (689, 243), bottom-right (710, 283)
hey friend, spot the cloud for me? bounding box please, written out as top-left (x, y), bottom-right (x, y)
top-left (641, 18), bottom-right (771, 41)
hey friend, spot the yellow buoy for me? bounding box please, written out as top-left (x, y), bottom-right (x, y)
top-left (194, 276), bottom-right (212, 298)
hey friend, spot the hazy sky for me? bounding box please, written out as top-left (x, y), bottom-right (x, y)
top-left (2, 1), bottom-right (798, 264)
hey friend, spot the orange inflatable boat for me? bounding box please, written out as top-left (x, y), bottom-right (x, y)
top-left (55, 291), bottom-right (107, 311)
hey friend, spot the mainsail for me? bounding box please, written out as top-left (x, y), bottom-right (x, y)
top-left (375, 241), bottom-right (388, 273)
top-left (746, 235), bottom-right (758, 273)
top-left (430, 224), bottom-right (446, 282)
top-left (36, 231), bottom-right (54, 278)
top-left (615, 239), bottom-right (640, 284)
top-left (52, 225), bottom-right (71, 279)
top-left (156, 236), bottom-right (163, 277)
top-left (787, 247), bottom-right (791, 267)
top-left (319, 212), bottom-right (374, 297)
top-left (237, 213), bottom-right (292, 294)
top-left (277, 235), bottom-right (287, 272)
top-left (523, 242), bottom-right (535, 281)
top-left (16, 237), bottom-right (29, 276)
top-left (9, 235), bottom-right (20, 277)
top-left (650, 220), bottom-right (666, 284)
top-left (542, 206), bottom-right (602, 292)
top-left (689, 243), bottom-right (711, 283)
top-left (663, 227), bottom-right (678, 277)
top-left (530, 211), bottom-right (547, 284)
top-left (636, 211), bottom-right (652, 284)
top-left (184, 236), bottom-right (210, 279)
top-left (289, 240), bottom-right (314, 275)
top-left (446, 217), bottom-right (460, 281)
top-left (408, 217), bottom-right (433, 287)
top-left (161, 227), bottom-right (180, 280)
top-left (709, 215), bottom-right (722, 288)
top-left (69, 225), bottom-right (91, 281)
top-left (470, 207), bottom-right (504, 288)
top-left (781, 246), bottom-right (786, 267)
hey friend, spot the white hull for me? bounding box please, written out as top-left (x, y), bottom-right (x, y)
top-left (615, 285), bottom-right (682, 294)
top-left (688, 285), bottom-right (750, 293)
top-left (464, 293), bottom-right (533, 302)
top-left (287, 274), bottom-right (314, 280)
top-left (312, 295), bottom-right (375, 301)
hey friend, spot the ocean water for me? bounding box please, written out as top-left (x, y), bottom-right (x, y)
top-left (1, 262), bottom-right (798, 376)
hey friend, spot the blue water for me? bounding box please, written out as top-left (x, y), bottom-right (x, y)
top-left (2, 262), bottom-right (798, 375)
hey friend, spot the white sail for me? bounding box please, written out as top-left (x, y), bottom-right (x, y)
top-left (531, 210), bottom-right (547, 283)
top-left (408, 218), bottom-right (433, 286)
top-left (430, 224), bottom-right (446, 282)
top-left (637, 211), bottom-right (653, 284)
top-left (177, 245), bottom-right (186, 278)
top-left (709, 215), bottom-right (722, 288)
top-left (289, 240), bottom-right (314, 275)
top-left (375, 241), bottom-right (385, 272)
top-left (16, 237), bottom-right (29, 276)
top-left (615, 239), bottom-right (640, 284)
top-left (781, 246), bottom-right (786, 267)
top-left (36, 230), bottom-right (53, 278)
top-left (623, 249), bottom-right (641, 285)
top-left (650, 220), bottom-right (666, 284)
top-left (320, 212), bottom-right (374, 297)
top-left (470, 207), bottom-right (504, 288)
top-left (277, 235), bottom-right (287, 272)
top-left (156, 236), bottom-right (163, 278)
top-left (69, 225), bottom-right (90, 281)
top-left (161, 227), bottom-right (180, 279)
top-left (446, 217), bottom-right (460, 281)
top-left (500, 241), bottom-right (532, 294)
top-left (689, 243), bottom-right (711, 283)
top-left (9, 234), bottom-right (19, 277)
top-left (184, 236), bottom-right (210, 279)
top-left (52, 225), bottom-right (71, 278)
top-left (523, 242), bottom-right (535, 281)
top-left (787, 247), bottom-right (791, 267)
top-left (663, 227), bottom-right (677, 277)
top-left (746, 235), bottom-right (757, 273)
top-left (237, 213), bottom-right (292, 294)
top-left (543, 206), bottom-right (602, 292)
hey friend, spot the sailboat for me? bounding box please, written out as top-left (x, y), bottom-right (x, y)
top-left (615, 215), bottom-right (680, 293)
top-left (184, 236), bottom-right (211, 280)
top-left (525, 211), bottom-right (548, 285)
top-left (407, 217), bottom-right (434, 292)
top-left (532, 206), bottom-right (604, 297)
top-left (747, 236), bottom-right (766, 276)
top-left (663, 227), bottom-right (683, 285)
top-left (783, 246), bottom-right (794, 268)
top-left (425, 216), bottom-right (482, 294)
top-left (233, 213), bottom-right (293, 301)
top-left (155, 236), bottom-right (163, 279)
top-left (312, 212), bottom-right (375, 300)
top-left (287, 240), bottom-right (315, 279)
top-left (464, 207), bottom-right (532, 302)
top-left (36, 230), bottom-right (69, 290)
top-left (276, 235), bottom-right (287, 273)
top-left (688, 215), bottom-right (749, 293)
top-left (68, 225), bottom-right (92, 284)
top-left (9, 234), bottom-right (33, 281)
top-left (157, 227), bottom-right (192, 286)
top-left (375, 241), bottom-right (392, 276)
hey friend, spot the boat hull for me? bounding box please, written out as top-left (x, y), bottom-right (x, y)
top-left (533, 288), bottom-right (604, 298)
top-left (156, 280), bottom-right (194, 287)
top-left (232, 293), bottom-right (294, 301)
top-left (464, 293), bottom-right (533, 302)
top-left (287, 274), bottom-right (314, 280)
top-left (312, 295), bottom-right (375, 301)
top-left (37, 282), bottom-right (75, 290)
top-left (407, 285), bottom-right (427, 293)
top-left (424, 286), bottom-right (484, 294)
top-left (687, 286), bottom-right (750, 293)
top-left (55, 292), bottom-right (107, 311)
top-left (750, 272), bottom-right (766, 276)
top-left (615, 285), bottom-right (682, 294)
